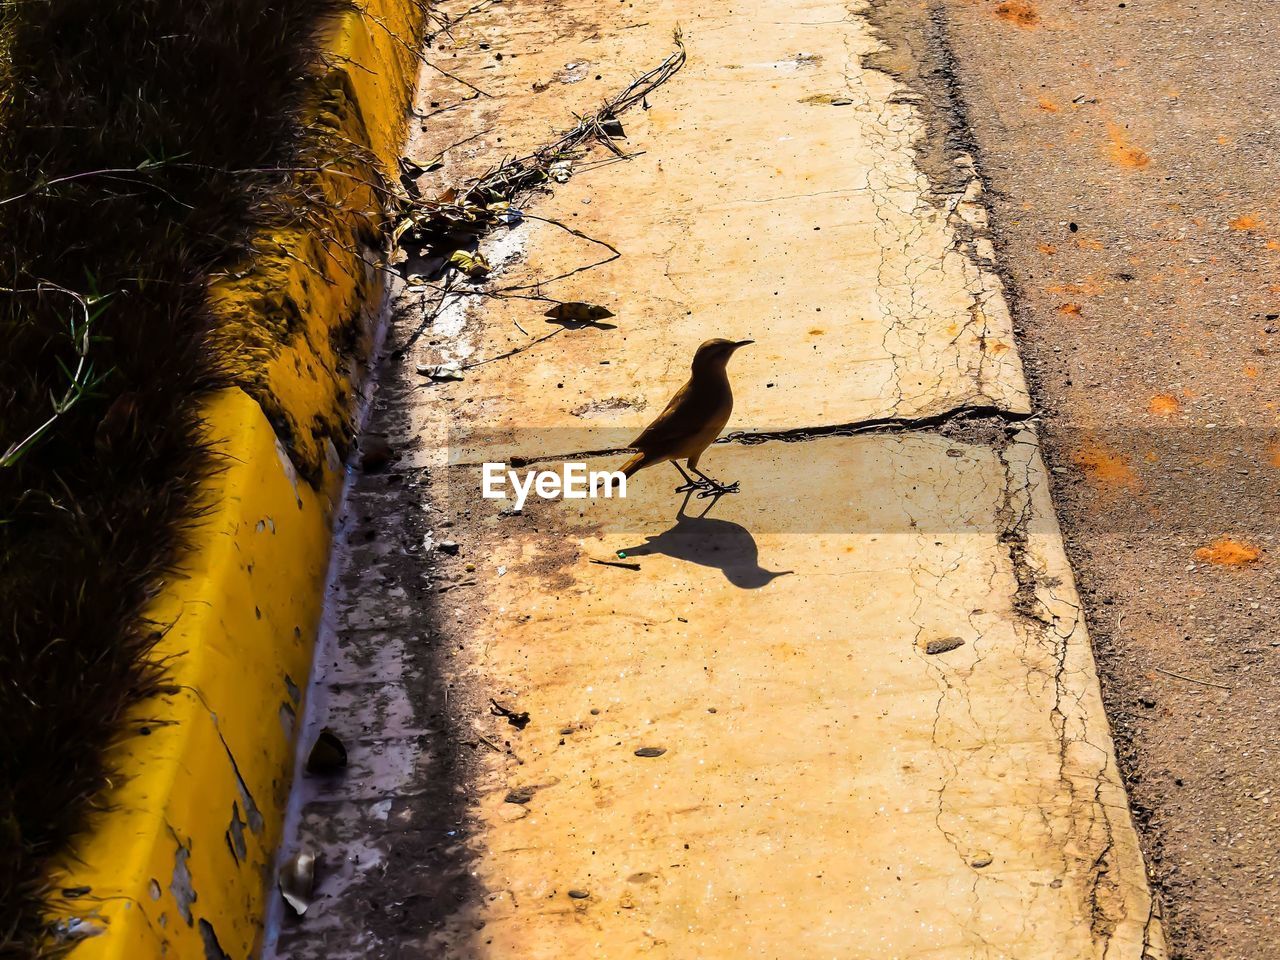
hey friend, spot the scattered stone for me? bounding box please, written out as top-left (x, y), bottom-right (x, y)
top-left (971, 855), bottom-right (993, 869)
top-left (498, 803), bottom-right (529, 822)
top-left (925, 637), bottom-right (965, 655)
top-left (438, 540), bottom-right (460, 556)
top-left (279, 850), bottom-right (317, 916)
top-left (505, 787), bottom-right (536, 804)
top-left (359, 436), bottom-right (394, 472)
top-left (634, 747), bottom-right (666, 758)
top-left (567, 889), bottom-right (590, 899)
top-left (305, 728), bottom-right (348, 775)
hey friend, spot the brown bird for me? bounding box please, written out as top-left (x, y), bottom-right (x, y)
top-left (619, 338), bottom-right (753, 496)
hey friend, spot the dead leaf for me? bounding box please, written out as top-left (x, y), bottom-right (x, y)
top-left (416, 361), bottom-right (464, 382)
top-left (449, 249), bottom-right (490, 277)
top-left (544, 302), bottom-right (615, 322)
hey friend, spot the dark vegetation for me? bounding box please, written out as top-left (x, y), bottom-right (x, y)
top-left (0, 1), bottom-right (349, 954)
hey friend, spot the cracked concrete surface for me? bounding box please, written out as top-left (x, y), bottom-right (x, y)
top-left (266, 0), bottom-right (1162, 956)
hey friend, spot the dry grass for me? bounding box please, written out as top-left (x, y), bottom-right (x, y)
top-left (0, 1), bottom-right (353, 954)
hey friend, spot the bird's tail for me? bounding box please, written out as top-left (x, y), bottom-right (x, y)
top-left (620, 451), bottom-right (649, 477)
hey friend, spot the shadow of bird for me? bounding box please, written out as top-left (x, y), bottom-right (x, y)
top-left (619, 338), bottom-right (752, 496)
top-left (616, 492), bottom-right (791, 589)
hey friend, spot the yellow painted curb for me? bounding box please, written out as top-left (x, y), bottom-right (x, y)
top-left (48, 2), bottom-right (422, 957)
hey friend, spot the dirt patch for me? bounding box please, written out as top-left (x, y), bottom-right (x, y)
top-left (1194, 537), bottom-right (1263, 568)
top-left (1106, 121), bottom-right (1153, 170)
top-left (994, 1), bottom-right (1038, 29)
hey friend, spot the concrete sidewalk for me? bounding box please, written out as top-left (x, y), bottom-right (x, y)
top-left (268, 0), bottom-right (1163, 956)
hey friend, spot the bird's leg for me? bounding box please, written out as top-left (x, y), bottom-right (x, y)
top-left (688, 464), bottom-right (740, 497)
top-left (672, 460), bottom-right (710, 493)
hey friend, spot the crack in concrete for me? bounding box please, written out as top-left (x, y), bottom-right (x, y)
top-left (450, 402), bottom-right (1033, 469)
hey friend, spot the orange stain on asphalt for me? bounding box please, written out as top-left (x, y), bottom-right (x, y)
top-left (1194, 537), bottom-right (1262, 567)
top-left (1107, 122), bottom-right (1151, 169)
top-left (1037, 96), bottom-right (1060, 112)
top-left (1073, 441), bottom-right (1140, 490)
top-left (1057, 303), bottom-right (1082, 316)
top-left (1230, 214), bottom-right (1264, 231)
top-left (1266, 240), bottom-right (1280, 251)
top-left (1074, 236), bottom-right (1105, 250)
top-left (1037, 242), bottom-right (1058, 254)
top-left (995, 0), bottom-right (1039, 27)
top-left (1148, 394), bottom-right (1179, 416)
top-left (1244, 364), bottom-right (1260, 379)
top-left (1048, 278), bottom-right (1105, 297)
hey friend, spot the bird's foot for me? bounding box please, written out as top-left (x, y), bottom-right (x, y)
top-left (674, 479), bottom-right (710, 493)
top-left (696, 480), bottom-right (740, 498)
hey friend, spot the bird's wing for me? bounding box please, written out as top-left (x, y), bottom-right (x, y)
top-left (629, 380), bottom-right (697, 449)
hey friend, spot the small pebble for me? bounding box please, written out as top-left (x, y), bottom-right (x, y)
top-left (568, 889), bottom-right (590, 900)
top-left (925, 637), bottom-right (965, 655)
top-left (634, 747), bottom-right (666, 758)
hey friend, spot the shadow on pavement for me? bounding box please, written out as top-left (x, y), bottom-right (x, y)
top-left (616, 489), bottom-right (793, 589)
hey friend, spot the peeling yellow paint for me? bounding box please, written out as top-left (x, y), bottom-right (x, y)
top-left (52, 389), bottom-right (332, 960)
top-left (47, 0), bottom-right (423, 956)
top-left (210, 0), bottom-right (421, 481)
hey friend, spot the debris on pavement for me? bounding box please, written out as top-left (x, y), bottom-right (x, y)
top-left (490, 698), bottom-right (531, 729)
top-left (589, 557), bottom-right (641, 571)
top-left (543, 302), bottom-right (615, 323)
top-left (415, 361), bottom-right (464, 382)
top-left (358, 435), bottom-right (395, 472)
top-left (278, 850), bottom-right (317, 916)
top-left (304, 729), bottom-right (348, 776)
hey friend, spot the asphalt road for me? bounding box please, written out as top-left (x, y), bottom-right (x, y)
top-left (869, 1), bottom-right (1280, 956)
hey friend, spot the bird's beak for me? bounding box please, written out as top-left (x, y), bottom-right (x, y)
top-left (732, 339), bottom-right (754, 349)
